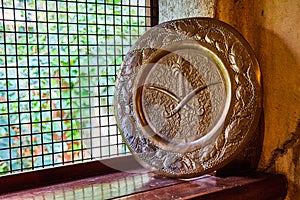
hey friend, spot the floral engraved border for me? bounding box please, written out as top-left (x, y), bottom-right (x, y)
top-left (115, 18), bottom-right (261, 177)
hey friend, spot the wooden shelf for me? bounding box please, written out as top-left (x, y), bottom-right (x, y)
top-left (0, 168), bottom-right (287, 199)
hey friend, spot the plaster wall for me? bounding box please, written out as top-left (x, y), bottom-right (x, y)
top-left (159, 1), bottom-right (300, 199)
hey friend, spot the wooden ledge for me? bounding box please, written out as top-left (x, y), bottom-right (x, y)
top-left (0, 169), bottom-right (287, 199)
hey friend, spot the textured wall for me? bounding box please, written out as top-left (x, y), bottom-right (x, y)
top-left (158, 0), bottom-right (216, 23)
top-left (159, 0), bottom-right (300, 199)
top-left (216, 1), bottom-right (300, 199)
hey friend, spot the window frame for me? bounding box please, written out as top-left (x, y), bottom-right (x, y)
top-left (0, 155), bottom-right (142, 194)
top-left (0, 0), bottom-right (158, 193)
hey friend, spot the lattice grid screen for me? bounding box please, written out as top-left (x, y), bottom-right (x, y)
top-left (0, 0), bottom-right (158, 175)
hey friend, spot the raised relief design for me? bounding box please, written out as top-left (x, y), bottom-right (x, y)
top-left (115, 18), bottom-right (261, 178)
top-left (142, 51), bottom-right (215, 143)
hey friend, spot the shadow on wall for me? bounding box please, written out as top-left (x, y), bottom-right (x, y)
top-left (256, 27), bottom-right (300, 199)
top-left (216, 0), bottom-right (300, 199)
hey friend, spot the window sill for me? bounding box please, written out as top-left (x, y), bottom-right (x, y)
top-left (0, 156), bottom-right (287, 200)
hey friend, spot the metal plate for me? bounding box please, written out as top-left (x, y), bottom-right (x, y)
top-left (114, 18), bottom-right (261, 178)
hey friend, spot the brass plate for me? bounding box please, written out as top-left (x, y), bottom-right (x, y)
top-left (114, 18), bottom-right (261, 178)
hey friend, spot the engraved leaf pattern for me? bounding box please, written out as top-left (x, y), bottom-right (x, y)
top-left (199, 144), bottom-right (216, 163)
top-left (215, 134), bottom-right (225, 151)
top-left (176, 20), bottom-right (200, 37)
top-left (205, 28), bottom-right (228, 53)
top-left (115, 18), bottom-right (258, 176)
top-left (121, 51), bottom-right (142, 76)
top-left (225, 116), bottom-right (250, 143)
top-left (142, 48), bottom-right (156, 60)
top-left (229, 42), bottom-right (249, 73)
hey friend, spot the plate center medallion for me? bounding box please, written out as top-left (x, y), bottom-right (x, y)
top-left (135, 48), bottom-right (227, 151)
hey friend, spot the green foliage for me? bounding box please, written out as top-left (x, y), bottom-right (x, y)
top-left (0, 0), bottom-right (146, 175)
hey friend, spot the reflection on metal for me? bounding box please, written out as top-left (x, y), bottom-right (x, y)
top-left (115, 17), bottom-right (262, 178)
top-left (162, 82), bottom-right (221, 118)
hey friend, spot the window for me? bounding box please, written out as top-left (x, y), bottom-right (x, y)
top-left (0, 0), bottom-right (158, 176)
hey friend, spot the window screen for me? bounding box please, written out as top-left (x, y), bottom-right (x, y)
top-left (0, 0), bottom-right (158, 175)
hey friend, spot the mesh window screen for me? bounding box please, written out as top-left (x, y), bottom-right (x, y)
top-left (0, 0), bottom-right (158, 175)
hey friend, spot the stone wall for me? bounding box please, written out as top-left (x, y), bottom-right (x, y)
top-left (159, 0), bottom-right (216, 22)
top-left (159, 1), bottom-right (300, 199)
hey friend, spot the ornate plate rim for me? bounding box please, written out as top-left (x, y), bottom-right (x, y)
top-left (114, 17), bottom-right (262, 178)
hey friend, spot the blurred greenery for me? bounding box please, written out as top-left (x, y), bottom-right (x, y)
top-left (0, 0), bottom-right (147, 175)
